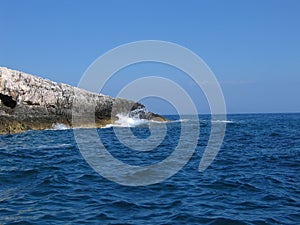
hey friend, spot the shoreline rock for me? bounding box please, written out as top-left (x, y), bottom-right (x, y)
top-left (0, 67), bottom-right (167, 134)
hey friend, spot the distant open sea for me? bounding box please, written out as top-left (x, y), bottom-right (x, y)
top-left (0, 113), bottom-right (299, 225)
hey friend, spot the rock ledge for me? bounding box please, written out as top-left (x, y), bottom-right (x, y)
top-left (0, 67), bottom-right (166, 134)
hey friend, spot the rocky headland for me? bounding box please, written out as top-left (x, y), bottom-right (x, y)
top-left (0, 67), bottom-right (166, 134)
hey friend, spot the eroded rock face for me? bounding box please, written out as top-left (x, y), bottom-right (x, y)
top-left (0, 67), bottom-right (166, 134)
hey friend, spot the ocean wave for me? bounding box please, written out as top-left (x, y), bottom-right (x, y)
top-left (1, 113), bottom-right (299, 224)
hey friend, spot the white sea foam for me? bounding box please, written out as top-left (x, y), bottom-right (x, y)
top-left (52, 123), bottom-right (70, 130)
top-left (103, 111), bottom-right (173, 128)
top-left (211, 120), bottom-right (234, 123)
top-left (168, 118), bottom-right (190, 123)
top-left (104, 113), bottom-right (150, 128)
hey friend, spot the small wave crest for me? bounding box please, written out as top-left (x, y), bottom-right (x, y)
top-left (211, 120), bottom-right (234, 123)
top-left (167, 118), bottom-right (190, 123)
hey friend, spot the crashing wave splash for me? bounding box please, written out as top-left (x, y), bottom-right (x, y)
top-left (104, 108), bottom-right (164, 128)
top-left (104, 108), bottom-right (149, 128)
top-left (108, 114), bottom-right (150, 128)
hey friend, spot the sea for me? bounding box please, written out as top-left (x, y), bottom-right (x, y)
top-left (0, 113), bottom-right (299, 225)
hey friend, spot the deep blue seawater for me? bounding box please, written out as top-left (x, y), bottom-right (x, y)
top-left (0, 113), bottom-right (299, 224)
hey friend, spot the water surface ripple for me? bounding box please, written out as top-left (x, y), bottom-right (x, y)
top-left (0, 114), bottom-right (299, 224)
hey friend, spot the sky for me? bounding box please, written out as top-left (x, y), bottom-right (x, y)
top-left (1, 0), bottom-right (300, 114)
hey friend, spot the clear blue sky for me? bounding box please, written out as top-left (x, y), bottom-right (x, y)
top-left (1, 0), bottom-right (299, 114)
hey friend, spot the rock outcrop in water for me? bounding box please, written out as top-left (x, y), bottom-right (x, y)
top-left (0, 67), bottom-right (166, 134)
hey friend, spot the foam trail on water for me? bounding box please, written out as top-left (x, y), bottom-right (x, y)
top-left (167, 118), bottom-right (190, 123)
top-left (211, 120), bottom-right (234, 123)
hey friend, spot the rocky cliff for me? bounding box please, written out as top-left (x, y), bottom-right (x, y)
top-left (0, 67), bottom-right (166, 134)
